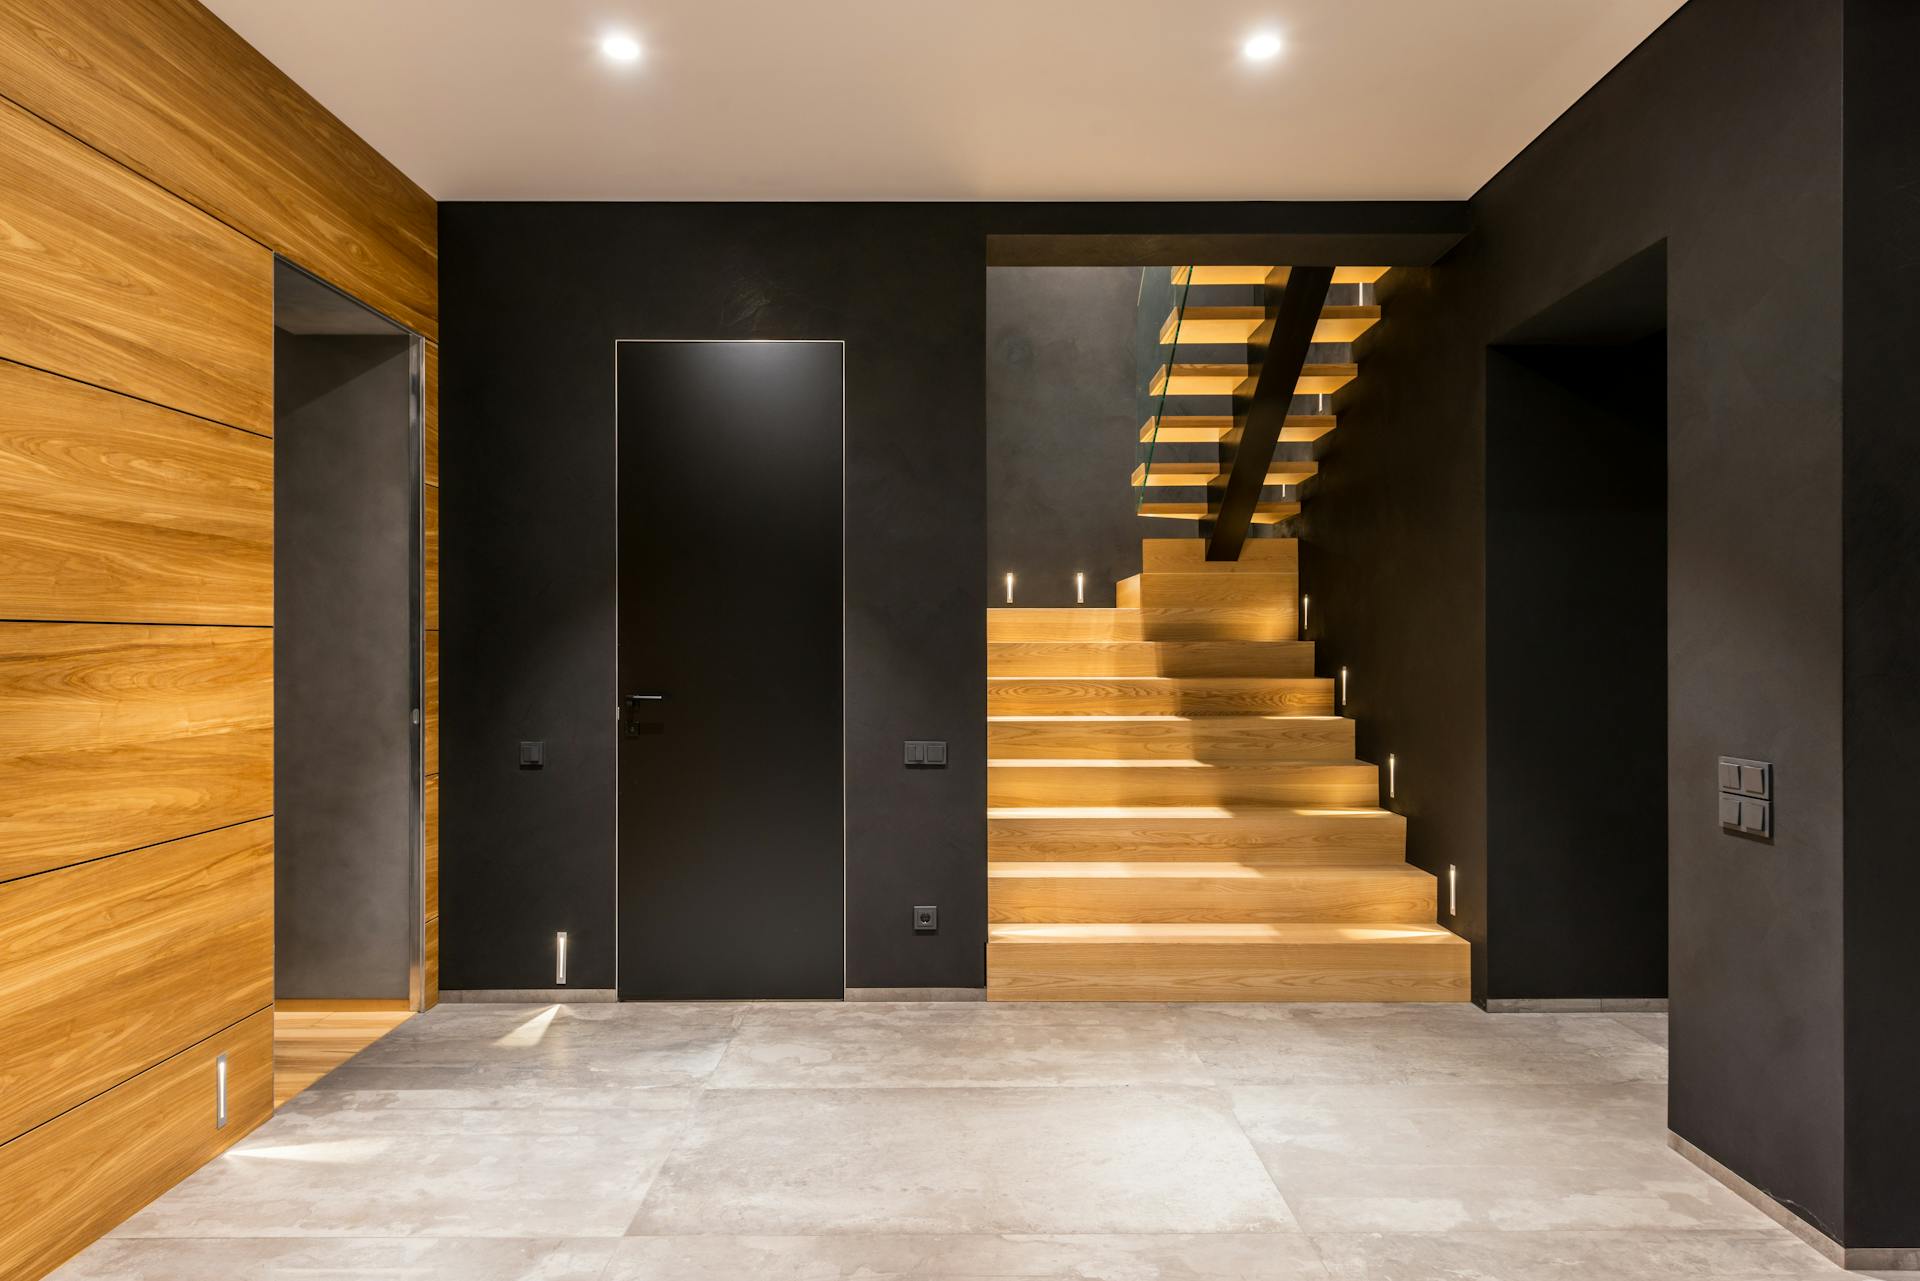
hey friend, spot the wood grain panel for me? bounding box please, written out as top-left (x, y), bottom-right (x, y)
top-left (0, 623), bottom-right (273, 882)
top-left (987, 759), bottom-right (1378, 808)
top-left (424, 482), bottom-right (439, 630)
top-left (0, 360), bottom-right (272, 625)
top-left (0, 820), bottom-right (272, 1145)
top-left (0, 0), bottom-right (437, 338)
top-left (986, 922), bottom-right (1469, 1002)
top-left (989, 714), bottom-right (1355, 760)
top-left (0, 1009), bottom-right (271, 1281)
top-left (423, 773), bottom-right (439, 919)
top-left (988, 806), bottom-right (1407, 864)
top-left (424, 341), bottom-right (439, 486)
top-left (987, 675), bottom-right (1332, 717)
top-left (424, 914), bottom-right (439, 1008)
top-left (424, 630), bottom-right (439, 777)
top-left (1140, 539), bottom-right (1297, 574)
top-left (1116, 573), bottom-right (1297, 611)
top-left (988, 607), bottom-right (1295, 643)
top-left (0, 97), bottom-right (272, 432)
top-left (989, 862), bottom-right (1437, 925)
top-left (988, 639), bottom-right (1314, 678)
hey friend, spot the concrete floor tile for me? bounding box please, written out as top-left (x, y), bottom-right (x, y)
top-left (1309, 1228), bottom-right (1848, 1279)
top-left (604, 1233), bottom-right (1331, 1279)
top-left (50, 1238), bottom-right (617, 1280)
top-left (629, 1086), bottom-right (1296, 1235)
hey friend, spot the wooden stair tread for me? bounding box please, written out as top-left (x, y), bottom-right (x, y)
top-left (988, 861), bottom-right (1432, 881)
top-left (1148, 362), bottom-right (1356, 397)
top-left (989, 607), bottom-right (1297, 643)
top-left (1138, 501), bottom-right (1296, 524)
top-left (1132, 460), bottom-right (1317, 488)
top-left (1172, 266), bottom-right (1389, 286)
top-left (987, 757), bottom-right (1372, 769)
top-left (1163, 304), bottom-right (1380, 346)
top-left (1142, 414), bottom-right (1337, 444)
top-left (988, 922), bottom-right (1460, 944)
top-left (988, 805), bottom-right (1392, 820)
top-left (989, 639), bottom-right (1314, 678)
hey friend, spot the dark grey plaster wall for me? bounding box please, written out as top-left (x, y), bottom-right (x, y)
top-left (1839, 0), bottom-right (1920, 1249)
top-left (986, 267), bottom-right (1163, 606)
top-left (274, 330), bottom-right (417, 1000)
top-left (1301, 0), bottom-right (1852, 1242)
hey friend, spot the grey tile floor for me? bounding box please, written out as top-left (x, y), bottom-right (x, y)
top-left (53, 1001), bottom-right (1862, 1280)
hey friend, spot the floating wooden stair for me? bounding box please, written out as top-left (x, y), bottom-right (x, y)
top-left (1148, 362), bottom-right (1356, 398)
top-left (1172, 266), bottom-right (1389, 286)
top-left (1140, 414), bottom-right (1338, 444)
top-left (1131, 459), bottom-right (1317, 488)
top-left (1137, 500), bottom-right (1297, 524)
top-left (1162, 304), bottom-right (1380, 346)
top-left (985, 538), bottom-right (1468, 1002)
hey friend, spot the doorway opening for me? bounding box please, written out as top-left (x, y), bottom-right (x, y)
top-left (272, 261), bottom-right (425, 1022)
top-left (1486, 242), bottom-right (1669, 1002)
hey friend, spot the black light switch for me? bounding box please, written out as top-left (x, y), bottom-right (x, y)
top-left (519, 740), bottom-right (545, 769)
top-left (905, 740), bottom-right (947, 768)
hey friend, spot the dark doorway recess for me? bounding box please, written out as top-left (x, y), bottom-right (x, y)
top-left (1486, 243), bottom-right (1669, 1000)
top-left (273, 260), bottom-right (422, 1003)
top-left (615, 341), bottom-right (845, 1000)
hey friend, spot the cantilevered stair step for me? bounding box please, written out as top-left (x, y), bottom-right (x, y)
top-left (1137, 501), bottom-right (1297, 524)
top-left (1171, 266), bottom-right (1390, 287)
top-left (1140, 538), bottom-right (1295, 573)
top-left (1162, 304), bottom-right (1381, 346)
top-left (1142, 414), bottom-right (1337, 444)
top-left (987, 758), bottom-right (1378, 807)
top-left (1148, 362), bottom-right (1357, 398)
top-left (988, 639), bottom-right (1315, 679)
top-left (989, 607), bottom-right (1295, 644)
top-left (988, 714), bottom-right (1354, 759)
top-left (986, 921), bottom-right (1470, 1002)
top-left (987, 805), bottom-right (1406, 863)
top-left (988, 676), bottom-right (1332, 717)
top-left (987, 862), bottom-right (1438, 925)
top-left (1132, 459), bottom-right (1317, 488)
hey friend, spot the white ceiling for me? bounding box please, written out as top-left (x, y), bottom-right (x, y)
top-left (204, 0), bottom-right (1685, 202)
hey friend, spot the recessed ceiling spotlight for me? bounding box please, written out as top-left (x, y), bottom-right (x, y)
top-left (1242, 31), bottom-right (1283, 61)
top-left (600, 33), bottom-right (642, 64)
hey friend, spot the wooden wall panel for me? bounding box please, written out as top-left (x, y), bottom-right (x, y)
top-left (0, 1009), bottom-right (271, 1281)
top-left (424, 631), bottom-right (440, 777)
top-left (0, 360), bottom-right (273, 626)
top-left (424, 482), bottom-right (440, 629)
top-left (424, 342), bottom-right (439, 486)
top-left (0, 97), bottom-right (273, 433)
top-left (424, 775), bottom-right (439, 922)
top-left (424, 914), bottom-right (440, 1007)
top-left (0, 624), bottom-right (272, 883)
top-left (0, 0), bottom-right (438, 339)
top-left (0, 821), bottom-right (272, 1145)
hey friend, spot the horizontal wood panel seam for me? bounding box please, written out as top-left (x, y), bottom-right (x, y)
top-left (0, 83), bottom-right (430, 338)
top-left (0, 356), bottom-right (273, 443)
top-left (0, 1000), bottom-right (269, 1151)
top-left (0, 812), bottom-right (273, 890)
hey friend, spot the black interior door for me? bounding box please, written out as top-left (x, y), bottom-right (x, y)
top-left (615, 341), bottom-right (844, 999)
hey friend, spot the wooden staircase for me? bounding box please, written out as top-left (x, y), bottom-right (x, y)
top-left (986, 538), bottom-right (1469, 1001)
top-left (1137, 265), bottom-right (1384, 527)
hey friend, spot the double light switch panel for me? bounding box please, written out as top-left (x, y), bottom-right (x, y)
top-left (1718, 756), bottom-right (1771, 838)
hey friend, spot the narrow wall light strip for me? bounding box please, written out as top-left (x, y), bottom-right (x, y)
top-left (1339, 665), bottom-right (1349, 711)
top-left (1448, 865), bottom-right (1458, 918)
top-left (1301, 593), bottom-right (1310, 636)
top-left (556, 931), bottom-right (569, 985)
top-left (214, 1052), bottom-right (229, 1129)
top-left (1388, 752), bottom-right (1397, 800)
top-left (1005, 572), bottom-right (1015, 605)
top-left (1075, 572), bottom-right (1085, 605)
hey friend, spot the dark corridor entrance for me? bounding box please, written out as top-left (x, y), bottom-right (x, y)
top-left (614, 341), bottom-right (845, 999)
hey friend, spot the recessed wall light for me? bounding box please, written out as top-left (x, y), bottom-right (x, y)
top-left (1242, 32), bottom-right (1283, 61)
top-left (600, 33), bottom-right (642, 64)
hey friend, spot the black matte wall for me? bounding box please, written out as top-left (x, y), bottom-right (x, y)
top-left (274, 330), bottom-right (416, 999)
top-left (1839, 0), bottom-right (1920, 1251)
top-left (1303, 0), bottom-right (1916, 1250)
top-left (439, 202), bottom-right (1465, 997)
top-left (986, 267), bottom-right (1162, 606)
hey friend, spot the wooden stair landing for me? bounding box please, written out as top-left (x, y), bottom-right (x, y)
top-left (984, 537), bottom-right (1467, 1002)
